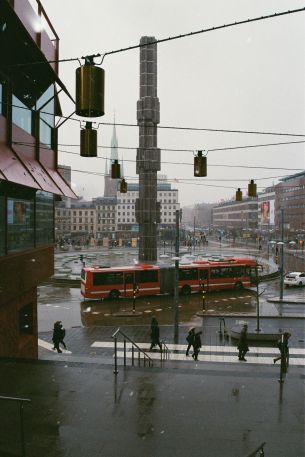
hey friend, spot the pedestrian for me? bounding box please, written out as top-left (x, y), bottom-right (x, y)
top-left (58, 322), bottom-right (67, 350)
top-left (150, 317), bottom-right (162, 351)
top-left (237, 324), bottom-right (249, 361)
top-left (274, 332), bottom-right (291, 366)
top-left (192, 330), bottom-right (202, 361)
top-left (52, 321), bottom-right (62, 353)
top-left (186, 328), bottom-right (195, 356)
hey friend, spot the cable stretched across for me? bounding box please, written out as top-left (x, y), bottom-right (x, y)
top-left (6, 7), bottom-right (305, 67)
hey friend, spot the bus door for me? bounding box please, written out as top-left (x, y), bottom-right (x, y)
top-left (123, 272), bottom-right (134, 297)
top-left (199, 268), bottom-right (209, 292)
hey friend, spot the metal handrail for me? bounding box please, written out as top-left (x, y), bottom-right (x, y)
top-left (161, 340), bottom-right (170, 362)
top-left (0, 396), bottom-right (31, 457)
top-left (112, 327), bottom-right (153, 375)
top-left (245, 442), bottom-right (266, 457)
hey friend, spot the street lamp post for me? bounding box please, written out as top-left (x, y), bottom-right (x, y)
top-left (173, 210), bottom-right (180, 344)
top-left (279, 208), bottom-right (284, 300)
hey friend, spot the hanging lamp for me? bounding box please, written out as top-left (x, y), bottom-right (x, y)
top-left (75, 56), bottom-right (105, 117)
top-left (120, 179), bottom-right (128, 193)
top-left (111, 159), bottom-right (121, 179)
top-left (194, 150), bottom-right (207, 177)
top-left (248, 179), bottom-right (257, 197)
top-left (236, 188), bottom-right (242, 201)
top-left (80, 122), bottom-right (97, 157)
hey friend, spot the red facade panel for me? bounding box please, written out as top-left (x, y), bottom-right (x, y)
top-left (0, 142), bottom-right (40, 189)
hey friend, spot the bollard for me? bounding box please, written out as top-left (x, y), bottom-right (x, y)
top-left (278, 334), bottom-right (285, 383)
top-left (123, 338), bottom-right (126, 366)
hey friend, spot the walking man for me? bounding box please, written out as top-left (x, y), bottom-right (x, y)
top-left (186, 328), bottom-right (195, 356)
top-left (192, 330), bottom-right (202, 361)
top-left (237, 324), bottom-right (249, 361)
top-left (52, 321), bottom-right (62, 354)
top-left (150, 317), bottom-right (162, 351)
top-left (274, 332), bottom-right (291, 366)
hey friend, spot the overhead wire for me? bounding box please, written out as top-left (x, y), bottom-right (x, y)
top-left (6, 7), bottom-right (305, 67)
top-left (8, 103), bottom-right (305, 138)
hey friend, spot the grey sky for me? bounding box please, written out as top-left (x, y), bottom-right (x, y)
top-left (43, 0), bottom-right (305, 206)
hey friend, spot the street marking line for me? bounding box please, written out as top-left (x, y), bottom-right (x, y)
top-left (114, 350), bottom-right (305, 366)
top-left (38, 338), bottom-right (72, 354)
top-left (90, 341), bottom-right (305, 355)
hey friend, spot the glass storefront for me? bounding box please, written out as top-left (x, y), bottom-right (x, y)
top-left (7, 196), bottom-right (35, 251)
top-left (36, 191), bottom-right (54, 245)
top-left (0, 189), bottom-right (54, 255)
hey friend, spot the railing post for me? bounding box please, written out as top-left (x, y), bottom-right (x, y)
top-left (113, 336), bottom-right (118, 375)
top-left (20, 401), bottom-right (26, 457)
top-left (123, 338), bottom-right (126, 367)
top-left (132, 346), bottom-right (134, 366)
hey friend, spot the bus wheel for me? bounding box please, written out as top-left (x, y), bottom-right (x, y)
top-left (234, 282), bottom-right (243, 290)
top-left (109, 290), bottom-right (120, 300)
top-left (181, 285), bottom-right (191, 296)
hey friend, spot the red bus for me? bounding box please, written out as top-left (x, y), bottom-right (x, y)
top-left (80, 257), bottom-right (257, 300)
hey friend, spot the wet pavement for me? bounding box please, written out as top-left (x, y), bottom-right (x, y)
top-left (0, 327), bottom-right (304, 457)
top-left (1, 242), bottom-right (304, 456)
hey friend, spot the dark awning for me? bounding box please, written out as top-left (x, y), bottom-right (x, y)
top-left (0, 143), bottom-right (77, 198)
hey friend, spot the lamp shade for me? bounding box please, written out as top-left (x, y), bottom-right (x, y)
top-left (194, 151), bottom-right (207, 177)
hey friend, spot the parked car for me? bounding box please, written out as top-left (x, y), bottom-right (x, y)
top-left (284, 272), bottom-right (305, 287)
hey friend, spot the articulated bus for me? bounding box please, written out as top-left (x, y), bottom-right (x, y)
top-left (80, 257), bottom-right (257, 300)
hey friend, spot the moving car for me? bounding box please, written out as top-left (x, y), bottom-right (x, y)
top-left (284, 272), bottom-right (305, 287)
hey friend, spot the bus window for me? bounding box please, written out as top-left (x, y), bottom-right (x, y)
top-left (93, 271), bottom-right (123, 286)
top-left (135, 270), bottom-right (158, 283)
top-left (199, 269), bottom-right (208, 280)
top-left (124, 272), bottom-right (134, 284)
top-left (210, 268), bottom-right (219, 279)
top-left (179, 268), bottom-right (198, 281)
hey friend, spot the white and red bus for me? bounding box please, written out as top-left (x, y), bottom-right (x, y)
top-left (80, 257), bottom-right (257, 300)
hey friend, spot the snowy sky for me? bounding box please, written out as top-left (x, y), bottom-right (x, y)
top-left (42, 0), bottom-right (305, 205)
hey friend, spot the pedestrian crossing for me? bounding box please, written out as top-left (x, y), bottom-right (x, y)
top-left (38, 338), bottom-right (72, 354)
top-left (91, 341), bottom-right (305, 366)
top-left (37, 338), bottom-right (305, 366)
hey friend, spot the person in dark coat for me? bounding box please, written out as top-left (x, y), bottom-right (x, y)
top-left (238, 324), bottom-right (249, 361)
top-left (150, 317), bottom-right (162, 351)
top-left (52, 321), bottom-right (62, 353)
top-left (58, 323), bottom-right (67, 350)
top-left (192, 330), bottom-right (202, 361)
top-left (186, 328), bottom-right (195, 356)
top-left (274, 332), bottom-right (291, 365)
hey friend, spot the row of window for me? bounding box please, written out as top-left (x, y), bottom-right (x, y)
top-left (90, 266), bottom-right (254, 288)
top-left (1, 82), bottom-right (55, 148)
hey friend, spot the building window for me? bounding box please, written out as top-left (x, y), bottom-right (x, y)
top-left (36, 191), bottom-right (54, 246)
top-left (12, 95), bottom-right (32, 134)
top-left (37, 85), bottom-right (55, 148)
top-left (7, 196), bottom-right (34, 252)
